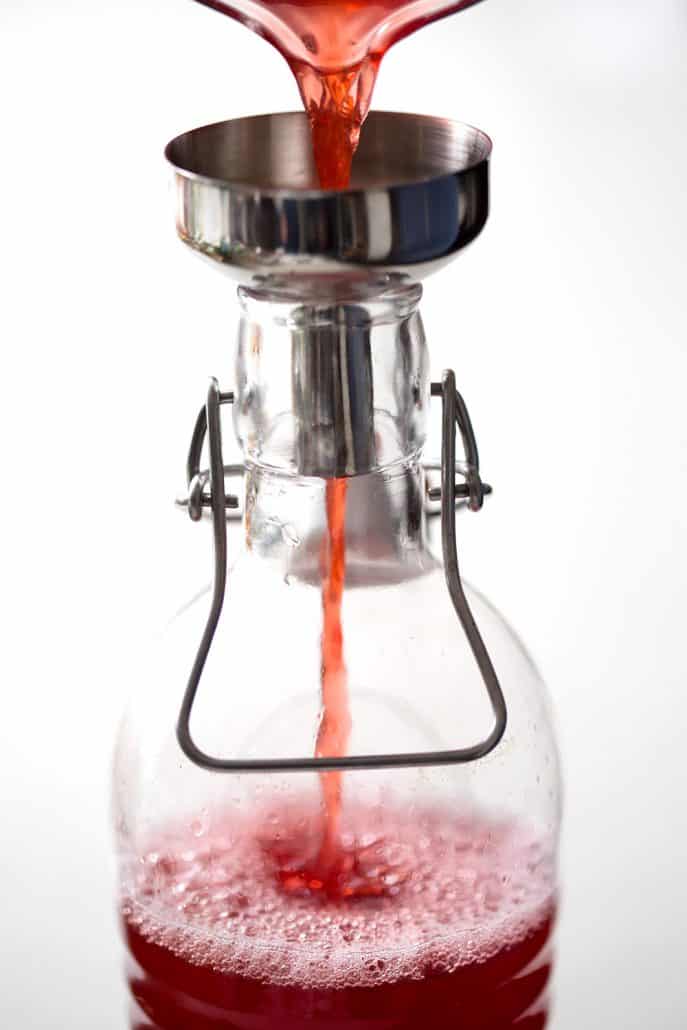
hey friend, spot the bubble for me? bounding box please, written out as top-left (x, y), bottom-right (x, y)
top-left (191, 810), bottom-right (209, 838)
top-left (121, 801), bottom-right (556, 991)
top-left (301, 32), bottom-right (318, 54)
top-left (281, 523), bottom-right (300, 547)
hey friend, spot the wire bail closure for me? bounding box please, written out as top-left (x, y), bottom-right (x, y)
top-left (176, 373), bottom-right (507, 772)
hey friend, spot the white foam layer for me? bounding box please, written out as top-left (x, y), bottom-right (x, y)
top-left (122, 804), bottom-right (556, 990)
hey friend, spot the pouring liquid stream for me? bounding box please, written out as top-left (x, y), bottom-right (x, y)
top-left (193, 0), bottom-right (486, 892)
top-left (315, 478), bottom-right (351, 877)
top-left (193, 0), bottom-right (486, 188)
top-left (273, 477), bottom-right (359, 896)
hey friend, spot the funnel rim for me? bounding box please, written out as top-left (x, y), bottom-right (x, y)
top-left (164, 110), bottom-right (492, 197)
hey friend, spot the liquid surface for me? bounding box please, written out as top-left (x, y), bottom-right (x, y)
top-left (193, 0), bottom-right (484, 186)
top-left (123, 804), bottom-right (555, 1028)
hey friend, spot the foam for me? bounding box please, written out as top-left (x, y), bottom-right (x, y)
top-left (122, 803), bottom-right (555, 990)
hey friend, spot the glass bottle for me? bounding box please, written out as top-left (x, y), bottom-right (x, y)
top-left (114, 277), bottom-right (562, 1030)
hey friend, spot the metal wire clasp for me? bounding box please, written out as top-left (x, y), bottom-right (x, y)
top-left (175, 373), bottom-right (507, 772)
top-left (175, 389), bottom-right (241, 521)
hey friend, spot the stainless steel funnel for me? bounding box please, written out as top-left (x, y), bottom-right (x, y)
top-left (165, 111), bottom-right (491, 284)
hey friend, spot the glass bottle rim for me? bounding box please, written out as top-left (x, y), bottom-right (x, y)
top-left (238, 274), bottom-right (422, 327)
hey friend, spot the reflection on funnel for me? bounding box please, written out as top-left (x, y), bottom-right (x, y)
top-left (165, 112), bottom-right (491, 284)
top-left (193, 0), bottom-right (487, 186)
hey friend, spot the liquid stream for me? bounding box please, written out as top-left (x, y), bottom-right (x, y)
top-left (313, 477), bottom-right (351, 885)
top-left (192, 0), bottom-right (484, 866)
top-left (193, 0), bottom-right (484, 187)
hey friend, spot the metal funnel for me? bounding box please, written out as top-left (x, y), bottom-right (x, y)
top-left (165, 111), bottom-right (491, 284)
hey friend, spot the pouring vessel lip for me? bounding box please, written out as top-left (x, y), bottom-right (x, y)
top-left (164, 110), bottom-right (493, 197)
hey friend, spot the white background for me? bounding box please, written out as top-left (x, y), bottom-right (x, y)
top-left (1, 0), bottom-right (686, 1026)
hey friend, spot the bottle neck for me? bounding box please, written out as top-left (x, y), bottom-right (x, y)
top-left (232, 278), bottom-right (436, 583)
top-left (243, 460), bottom-right (435, 586)
top-left (233, 277), bottom-right (430, 478)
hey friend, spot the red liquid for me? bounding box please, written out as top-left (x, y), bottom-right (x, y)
top-left (314, 477), bottom-right (351, 880)
top-left (272, 479), bottom-right (352, 897)
top-left (123, 804), bottom-right (555, 1028)
top-left (193, 0), bottom-right (485, 187)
